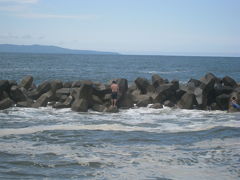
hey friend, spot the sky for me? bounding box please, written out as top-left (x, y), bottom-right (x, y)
top-left (0, 0), bottom-right (239, 56)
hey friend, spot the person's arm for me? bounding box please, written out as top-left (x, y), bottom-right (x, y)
top-left (110, 84), bottom-right (113, 92)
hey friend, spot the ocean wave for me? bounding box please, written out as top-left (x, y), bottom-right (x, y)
top-left (1, 106), bottom-right (239, 137)
top-left (141, 70), bottom-right (189, 74)
top-left (0, 122), bottom-right (239, 138)
top-left (1, 137), bottom-right (239, 180)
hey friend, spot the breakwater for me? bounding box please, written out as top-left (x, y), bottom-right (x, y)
top-left (1, 73), bottom-right (239, 113)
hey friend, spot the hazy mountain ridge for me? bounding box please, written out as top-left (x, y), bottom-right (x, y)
top-left (0, 44), bottom-right (119, 55)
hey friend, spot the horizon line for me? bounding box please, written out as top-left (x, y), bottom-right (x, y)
top-left (0, 43), bottom-right (240, 58)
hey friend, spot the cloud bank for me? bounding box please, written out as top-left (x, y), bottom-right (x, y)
top-left (0, 0), bottom-right (38, 4)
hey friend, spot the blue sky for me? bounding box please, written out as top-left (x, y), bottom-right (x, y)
top-left (0, 0), bottom-right (239, 56)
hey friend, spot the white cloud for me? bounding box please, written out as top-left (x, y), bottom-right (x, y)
top-left (0, 5), bottom-right (25, 11)
top-left (22, 34), bottom-right (32, 39)
top-left (0, 0), bottom-right (38, 3)
top-left (0, 33), bottom-right (19, 39)
top-left (17, 13), bottom-right (99, 20)
top-left (38, 36), bottom-right (44, 40)
top-left (0, 33), bottom-right (43, 40)
top-left (0, 0), bottom-right (38, 12)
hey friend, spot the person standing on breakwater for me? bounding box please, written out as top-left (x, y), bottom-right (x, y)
top-left (231, 97), bottom-right (240, 109)
top-left (111, 81), bottom-right (119, 107)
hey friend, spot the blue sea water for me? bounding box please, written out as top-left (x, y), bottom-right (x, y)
top-left (0, 53), bottom-right (240, 84)
top-left (0, 53), bottom-right (240, 180)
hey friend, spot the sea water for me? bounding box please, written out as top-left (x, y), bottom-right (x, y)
top-left (1, 53), bottom-right (240, 84)
top-left (0, 53), bottom-right (240, 179)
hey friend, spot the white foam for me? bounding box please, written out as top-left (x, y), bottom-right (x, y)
top-left (142, 70), bottom-right (189, 74)
top-left (0, 140), bottom-right (115, 167)
top-left (0, 124), bottom-right (151, 137)
top-left (0, 136), bottom-right (239, 179)
top-left (192, 137), bottom-right (240, 149)
top-left (0, 121), bottom-right (239, 137)
top-left (1, 106), bottom-right (240, 137)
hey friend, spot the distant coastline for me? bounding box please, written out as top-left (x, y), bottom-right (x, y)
top-left (0, 44), bottom-right (119, 55)
top-left (1, 44), bottom-right (240, 58)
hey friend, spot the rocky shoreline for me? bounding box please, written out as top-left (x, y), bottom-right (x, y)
top-left (0, 73), bottom-right (240, 113)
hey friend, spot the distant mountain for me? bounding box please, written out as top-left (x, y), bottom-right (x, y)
top-left (0, 44), bottom-right (119, 55)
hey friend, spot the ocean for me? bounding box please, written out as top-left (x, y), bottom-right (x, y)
top-left (0, 53), bottom-right (240, 180)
